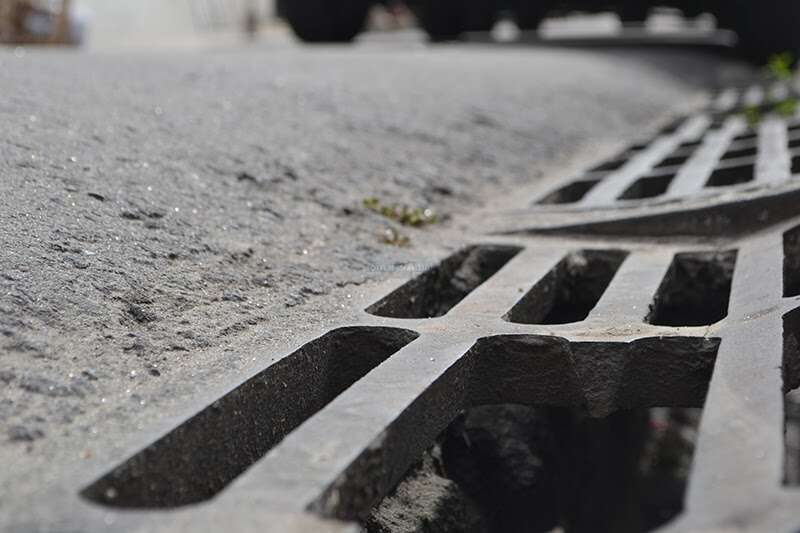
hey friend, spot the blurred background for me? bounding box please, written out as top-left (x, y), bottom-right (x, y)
top-left (0, 0), bottom-right (733, 51)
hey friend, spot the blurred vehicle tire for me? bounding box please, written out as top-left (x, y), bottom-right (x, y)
top-left (283, 0), bottom-right (371, 42)
top-left (409, 0), bottom-right (498, 41)
top-left (714, 0), bottom-right (800, 62)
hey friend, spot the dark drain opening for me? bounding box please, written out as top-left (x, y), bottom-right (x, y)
top-left (677, 140), bottom-right (702, 150)
top-left (658, 117), bottom-right (687, 136)
top-left (653, 151), bottom-right (692, 170)
top-left (792, 155), bottom-right (800, 175)
top-left (784, 225), bottom-right (800, 297)
top-left (82, 326), bottom-right (419, 508)
top-left (589, 157), bottom-right (629, 173)
top-left (647, 250), bottom-right (737, 327)
top-left (504, 250), bottom-right (628, 325)
top-left (705, 162), bottom-right (755, 188)
top-left (788, 137), bottom-right (800, 150)
top-left (537, 178), bottom-right (601, 205)
top-left (732, 132), bottom-right (758, 143)
top-left (720, 145), bottom-right (758, 161)
top-left (367, 245), bottom-right (522, 319)
top-left (618, 173), bottom-right (675, 200)
top-left (365, 405), bottom-right (702, 533)
top-left (784, 309), bottom-right (800, 485)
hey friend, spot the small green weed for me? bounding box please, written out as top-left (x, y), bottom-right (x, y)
top-left (363, 197), bottom-right (438, 227)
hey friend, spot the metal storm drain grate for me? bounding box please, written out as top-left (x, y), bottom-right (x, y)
top-left (31, 83), bottom-right (800, 533)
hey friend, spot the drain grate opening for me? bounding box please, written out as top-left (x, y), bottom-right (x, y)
top-left (647, 251), bottom-right (737, 327)
top-left (792, 155), bottom-right (800, 175)
top-left (677, 139), bottom-right (702, 150)
top-left (313, 336), bottom-right (717, 523)
top-left (784, 225), bottom-right (800, 297)
top-left (504, 250), bottom-right (628, 325)
top-left (720, 145), bottom-right (758, 161)
top-left (705, 163), bottom-right (755, 188)
top-left (618, 172), bottom-right (675, 200)
top-left (653, 151), bottom-right (692, 170)
top-left (659, 117), bottom-right (688, 136)
top-left (788, 137), bottom-right (800, 150)
top-left (537, 178), bottom-right (602, 205)
top-left (589, 157), bottom-right (630, 173)
top-left (365, 405), bottom-right (703, 533)
top-left (366, 245), bottom-right (522, 319)
top-left (732, 132), bottom-right (759, 143)
top-left (784, 309), bottom-right (800, 485)
top-left (81, 326), bottom-right (419, 509)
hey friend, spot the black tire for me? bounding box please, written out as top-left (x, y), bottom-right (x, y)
top-left (716, 0), bottom-right (800, 63)
top-left (283, 0), bottom-right (372, 43)
top-left (410, 0), bottom-right (499, 41)
top-left (513, 0), bottom-right (552, 30)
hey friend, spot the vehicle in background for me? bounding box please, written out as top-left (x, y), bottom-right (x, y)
top-left (0, 0), bottom-right (88, 45)
top-left (277, 0), bottom-right (800, 62)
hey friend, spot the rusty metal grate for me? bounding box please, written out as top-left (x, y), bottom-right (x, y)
top-left (21, 83), bottom-right (800, 533)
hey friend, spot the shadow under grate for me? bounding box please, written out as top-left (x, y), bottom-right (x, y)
top-left (366, 244), bottom-right (521, 319)
top-left (365, 405), bottom-right (703, 533)
top-left (504, 250), bottom-right (628, 325)
top-left (647, 251), bottom-right (737, 327)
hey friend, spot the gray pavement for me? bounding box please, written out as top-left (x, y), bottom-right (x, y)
top-left (0, 36), bottom-right (750, 527)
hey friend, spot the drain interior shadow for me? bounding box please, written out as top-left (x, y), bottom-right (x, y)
top-left (320, 335), bottom-right (719, 525)
top-left (504, 250), bottom-right (628, 325)
top-left (537, 177), bottom-right (602, 205)
top-left (82, 326), bottom-right (419, 508)
top-left (784, 308), bottom-right (800, 485)
top-left (705, 162), bottom-right (755, 187)
top-left (618, 171), bottom-right (676, 200)
top-left (647, 250), bottom-right (737, 327)
top-left (366, 245), bottom-right (521, 319)
top-left (364, 405), bottom-right (703, 533)
top-left (784, 224), bottom-right (800, 297)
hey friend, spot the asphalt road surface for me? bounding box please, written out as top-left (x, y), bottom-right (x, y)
top-left (0, 33), bottom-right (751, 526)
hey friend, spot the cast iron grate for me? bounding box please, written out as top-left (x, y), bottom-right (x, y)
top-left (532, 84), bottom-right (800, 211)
top-left (27, 83), bottom-right (800, 533)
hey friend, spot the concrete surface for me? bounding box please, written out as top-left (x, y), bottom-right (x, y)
top-left (0, 35), bottom-right (751, 529)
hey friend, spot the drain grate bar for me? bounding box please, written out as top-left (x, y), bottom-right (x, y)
top-left (436, 245), bottom-right (563, 319)
top-left (673, 235), bottom-right (786, 531)
top-left (666, 117), bottom-right (743, 197)
top-left (580, 115), bottom-right (709, 206)
top-left (584, 248), bottom-right (675, 325)
top-left (757, 118), bottom-right (791, 184)
top-left (713, 88), bottom-right (739, 112)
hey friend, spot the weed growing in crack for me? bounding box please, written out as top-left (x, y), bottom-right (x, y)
top-left (767, 52), bottom-right (796, 82)
top-left (740, 53), bottom-right (799, 127)
top-left (743, 105), bottom-right (762, 128)
top-left (776, 97), bottom-right (799, 118)
top-left (363, 197), bottom-right (438, 227)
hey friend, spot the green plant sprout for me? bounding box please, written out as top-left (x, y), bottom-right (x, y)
top-left (775, 97), bottom-right (799, 118)
top-left (743, 105), bottom-right (762, 128)
top-left (767, 52), bottom-right (795, 81)
top-left (740, 52), bottom-right (800, 126)
top-left (363, 197), bottom-right (438, 227)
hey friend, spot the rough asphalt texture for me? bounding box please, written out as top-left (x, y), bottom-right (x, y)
top-left (0, 37), bottom-right (749, 521)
